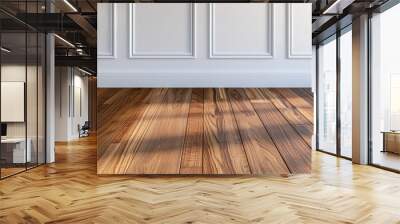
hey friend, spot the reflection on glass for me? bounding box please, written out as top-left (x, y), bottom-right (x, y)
top-left (340, 29), bottom-right (352, 158)
top-left (0, 0), bottom-right (47, 178)
top-left (371, 4), bottom-right (400, 171)
top-left (1, 31), bottom-right (28, 177)
top-left (38, 33), bottom-right (46, 165)
top-left (318, 37), bottom-right (337, 154)
top-left (27, 31), bottom-right (38, 169)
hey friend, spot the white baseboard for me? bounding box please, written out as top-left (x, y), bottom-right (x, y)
top-left (98, 71), bottom-right (311, 88)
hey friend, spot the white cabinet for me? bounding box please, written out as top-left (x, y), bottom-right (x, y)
top-left (1, 138), bottom-right (32, 163)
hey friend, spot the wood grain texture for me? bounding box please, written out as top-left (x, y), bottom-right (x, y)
top-left (227, 88), bottom-right (289, 175)
top-left (127, 88), bottom-right (192, 174)
top-left (180, 89), bottom-right (204, 174)
top-left (291, 88), bottom-right (314, 106)
top-left (275, 88), bottom-right (314, 123)
top-left (97, 89), bottom-right (141, 156)
top-left (112, 88), bottom-right (169, 174)
top-left (88, 77), bottom-right (97, 131)
top-left (97, 88), bottom-right (313, 175)
top-left (245, 89), bottom-right (311, 173)
top-left (98, 89), bottom-right (168, 174)
top-left (263, 89), bottom-right (313, 147)
top-left (2, 136), bottom-right (400, 223)
top-left (304, 88), bottom-right (313, 97)
top-left (203, 89), bottom-right (250, 174)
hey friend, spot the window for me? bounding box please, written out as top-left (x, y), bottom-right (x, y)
top-left (317, 36), bottom-right (337, 154)
top-left (339, 28), bottom-right (352, 158)
top-left (370, 3), bottom-right (400, 171)
top-left (317, 25), bottom-right (353, 159)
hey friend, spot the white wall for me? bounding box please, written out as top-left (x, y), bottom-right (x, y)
top-left (55, 67), bottom-right (69, 141)
top-left (1, 65), bottom-right (26, 139)
top-left (71, 74), bottom-right (89, 138)
top-left (1, 63), bottom-right (46, 164)
top-left (1, 65), bottom-right (37, 137)
top-left (97, 3), bottom-right (312, 87)
top-left (55, 67), bottom-right (89, 141)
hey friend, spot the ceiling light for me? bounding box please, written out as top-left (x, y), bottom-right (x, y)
top-left (76, 48), bottom-right (85, 55)
top-left (78, 67), bottom-right (92, 76)
top-left (54, 34), bottom-right (75, 48)
top-left (63, 0), bottom-right (78, 12)
top-left (1, 47), bottom-right (11, 53)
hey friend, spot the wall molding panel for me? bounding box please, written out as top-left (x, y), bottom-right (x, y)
top-left (98, 3), bottom-right (312, 88)
top-left (209, 3), bottom-right (274, 59)
top-left (287, 3), bottom-right (312, 59)
top-left (97, 4), bottom-right (117, 59)
top-left (129, 3), bottom-right (196, 59)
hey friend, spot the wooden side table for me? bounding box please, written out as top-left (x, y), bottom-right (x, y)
top-left (382, 131), bottom-right (400, 154)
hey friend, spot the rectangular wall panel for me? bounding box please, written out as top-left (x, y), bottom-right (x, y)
top-left (98, 3), bottom-right (312, 87)
top-left (1, 82), bottom-right (25, 122)
top-left (287, 3), bottom-right (312, 58)
top-left (209, 3), bottom-right (273, 58)
top-left (97, 4), bottom-right (116, 59)
top-left (129, 3), bottom-right (195, 58)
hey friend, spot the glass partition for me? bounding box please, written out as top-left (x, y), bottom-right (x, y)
top-left (0, 1), bottom-right (46, 179)
top-left (317, 36), bottom-right (337, 154)
top-left (27, 30), bottom-right (38, 169)
top-left (1, 31), bottom-right (28, 177)
top-left (38, 32), bottom-right (46, 165)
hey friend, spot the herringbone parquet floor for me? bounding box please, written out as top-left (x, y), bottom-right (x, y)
top-left (1, 136), bottom-right (400, 223)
